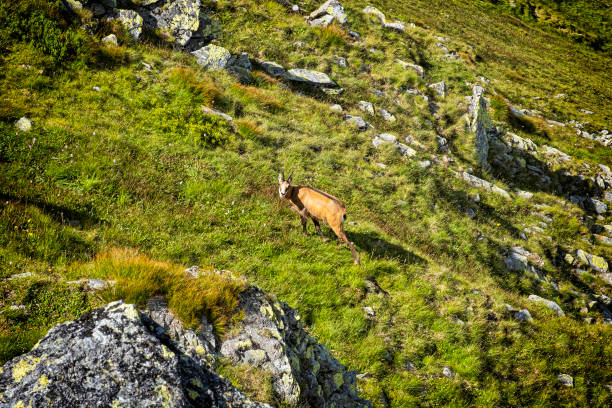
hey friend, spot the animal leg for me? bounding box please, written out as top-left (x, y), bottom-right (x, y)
top-left (290, 205), bottom-right (308, 235)
top-left (312, 219), bottom-right (328, 242)
top-left (331, 223), bottom-right (360, 265)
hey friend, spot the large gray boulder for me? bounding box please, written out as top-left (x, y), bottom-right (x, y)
top-left (0, 301), bottom-right (270, 408)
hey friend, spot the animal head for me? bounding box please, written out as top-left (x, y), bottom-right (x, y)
top-left (278, 171), bottom-right (293, 198)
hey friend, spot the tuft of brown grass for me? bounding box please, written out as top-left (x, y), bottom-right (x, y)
top-left (71, 248), bottom-right (246, 332)
top-left (236, 120), bottom-right (263, 139)
top-left (169, 67), bottom-right (223, 106)
top-left (232, 83), bottom-right (283, 112)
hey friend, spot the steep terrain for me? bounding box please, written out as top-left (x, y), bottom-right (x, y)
top-left (1, 0), bottom-right (611, 407)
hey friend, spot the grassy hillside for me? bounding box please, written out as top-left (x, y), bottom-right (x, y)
top-left (1, 0), bottom-right (611, 406)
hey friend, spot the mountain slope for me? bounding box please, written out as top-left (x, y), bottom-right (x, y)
top-left (1, 0), bottom-right (611, 406)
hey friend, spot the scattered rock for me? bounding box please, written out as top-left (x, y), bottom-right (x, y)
top-left (228, 52), bottom-right (253, 71)
top-left (371, 88), bottom-right (386, 98)
top-left (504, 246), bottom-right (547, 283)
top-left (380, 109), bottom-right (396, 122)
top-left (528, 294), bottom-right (564, 316)
top-left (362, 306), bottom-right (376, 317)
top-left (589, 198), bottom-right (607, 214)
top-left (330, 104), bottom-right (343, 112)
top-left (395, 60), bottom-right (424, 77)
top-left (574, 249), bottom-right (608, 273)
top-left (363, 6), bottom-right (405, 31)
top-left (93, 86), bottom-right (101, 92)
top-left (358, 101), bottom-right (374, 115)
top-left (442, 366), bottom-right (454, 379)
top-left (517, 190), bottom-right (533, 199)
top-left (191, 44), bottom-right (231, 70)
top-left (308, 1), bottom-right (348, 27)
top-left (15, 117), bottom-right (32, 132)
top-left (101, 33), bottom-right (118, 46)
top-left (466, 208), bottom-right (476, 219)
top-left (428, 81), bottom-right (446, 98)
top-left (454, 171), bottom-right (511, 199)
top-left (283, 68), bottom-right (341, 93)
top-left (557, 374), bottom-right (573, 387)
top-left (201, 106), bottom-right (233, 121)
top-left (257, 60), bottom-right (285, 77)
top-left (345, 115), bottom-right (369, 131)
top-left (7, 272), bottom-right (36, 280)
top-left (333, 55), bottom-right (348, 68)
top-left (397, 143), bottom-right (416, 157)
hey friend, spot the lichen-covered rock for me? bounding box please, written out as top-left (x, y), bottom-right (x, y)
top-left (220, 286), bottom-right (372, 408)
top-left (380, 108), bottom-right (396, 122)
top-left (395, 59), bottom-right (424, 77)
top-left (0, 301), bottom-right (270, 408)
top-left (358, 100), bottom-right (374, 115)
top-left (113, 9), bottom-right (143, 40)
top-left (574, 249), bottom-right (608, 273)
top-left (504, 246), bottom-right (547, 283)
top-left (138, 0), bottom-right (201, 47)
top-left (345, 115), bottom-right (369, 131)
top-left (102, 33), bottom-right (118, 46)
top-left (308, 1), bottom-right (348, 27)
top-left (256, 60), bottom-right (286, 77)
top-left (191, 44), bottom-right (231, 70)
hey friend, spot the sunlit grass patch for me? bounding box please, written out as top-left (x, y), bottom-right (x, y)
top-left (69, 248), bottom-right (246, 331)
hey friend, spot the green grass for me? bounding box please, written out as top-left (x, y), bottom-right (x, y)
top-left (0, 0), bottom-right (611, 406)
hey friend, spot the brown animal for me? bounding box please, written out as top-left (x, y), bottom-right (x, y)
top-left (278, 171), bottom-right (359, 264)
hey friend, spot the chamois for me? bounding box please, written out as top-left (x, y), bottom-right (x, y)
top-left (278, 171), bottom-right (359, 264)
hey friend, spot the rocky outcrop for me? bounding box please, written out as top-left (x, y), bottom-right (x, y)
top-left (468, 86), bottom-right (493, 170)
top-left (0, 301), bottom-right (270, 408)
top-left (504, 246), bottom-right (547, 284)
top-left (1, 270), bottom-right (371, 408)
top-left (137, 0), bottom-right (201, 47)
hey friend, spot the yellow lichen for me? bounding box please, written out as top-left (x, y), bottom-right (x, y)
top-left (161, 345), bottom-right (175, 359)
top-left (194, 345), bottom-right (206, 356)
top-left (12, 356), bottom-right (41, 382)
top-left (155, 384), bottom-right (172, 408)
top-left (123, 304), bottom-right (140, 321)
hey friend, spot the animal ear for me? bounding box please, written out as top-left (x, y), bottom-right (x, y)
top-left (278, 172), bottom-right (284, 183)
top-left (287, 172), bottom-right (293, 184)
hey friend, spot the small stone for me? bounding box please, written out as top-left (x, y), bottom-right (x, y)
top-left (557, 374), bottom-right (573, 387)
top-left (333, 55), bottom-right (348, 68)
top-left (15, 117), bottom-right (32, 132)
top-left (363, 306), bottom-right (375, 317)
top-left (380, 109), bottom-right (396, 122)
top-left (442, 366), bottom-right (454, 379)
top-left (345, 115), bottom-right (369, 131)
top-left (428, 81), bottom-right (446, 98)
top-left (330, 104), bottom-right (343, 112)
top-left (358, 101), bottom-right (374, 115)
top-left (93, 86), bottom-right (101, 92)
top-left (397, 143), bottom-right (416, 156)
top-left (513, 309), bottom-right (533, 321)
top-left (466, 208), bottom-right (476, 219)
top-left (292, 5), bottom-right (299, 12)
top-left (517, 190), bottom-right (533, 199)
top-left (418, 160), bottom-right (431, 168)
top-left (102, 34), bottom-right (118, 46)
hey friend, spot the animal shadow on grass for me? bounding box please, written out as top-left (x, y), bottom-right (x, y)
top-left (349, 230), bottom-right (427, 266)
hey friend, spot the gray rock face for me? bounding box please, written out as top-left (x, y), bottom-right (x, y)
top-left (257, 60), bottom-right (285, 77)
top-left (308, 1), bottom-right (348, 27)
top-left (0, 301), bottom-right (270, 408)
top-left (528, 295), bottom-right (564, 316)
top-left (191, 44), bottom-right (231, 70)
top-left (220, 286), bottom-right (371, 408)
